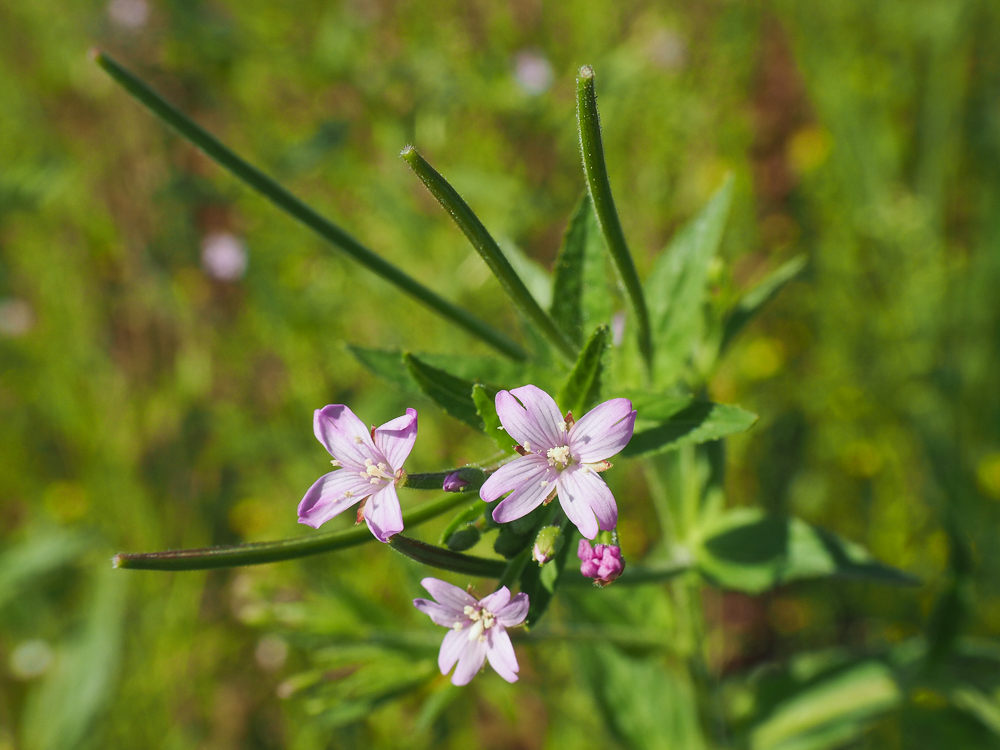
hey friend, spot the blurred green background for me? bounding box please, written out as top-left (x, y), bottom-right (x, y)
top-left (2, 0), bottom-right (1000, 747)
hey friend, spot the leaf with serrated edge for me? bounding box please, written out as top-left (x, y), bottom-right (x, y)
top-left (623, 400), bottom-right (758, 458)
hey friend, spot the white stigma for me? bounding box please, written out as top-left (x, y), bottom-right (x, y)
top-left (546, 445), bottom-right (572, 469)
top-left (363, 458), bottom-right (394, 483)
top-left (462, 603), bottom-right (496, 643)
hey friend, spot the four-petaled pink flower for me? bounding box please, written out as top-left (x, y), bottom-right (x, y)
top-left (480, 385), bottom-right (636, 539)
top-left (297, 405), bottom-right (417, 542)
top-left (413, 578), bottom-right (528, 686)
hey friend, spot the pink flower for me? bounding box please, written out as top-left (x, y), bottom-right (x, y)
top-left (578, 539), bottom-right (624, 585)
top-left (442, 471), bottom-right (470, 492)
top-left (479, 385), bottom-right (636, 539)
top-left (297, 405), bottom-right (417, 542)
top-left (413, 578), bottom-right (528, 686)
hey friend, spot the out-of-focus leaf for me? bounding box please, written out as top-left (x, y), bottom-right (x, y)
top-left (750, 661), bottom-right (900, 750)
top-left (694, 509), bottom-right (919, 594)
top-left (556, 325), bottom-right (608, 417)
top-left (953, 685), bottom-right (1000, 736)
top-left (388, 535), bottom-right (504, 577)
top-left (438, 500), bottom-right (487, 545)
top-left (622, 399), bottom-right (758, 458)
top-left (473, 384), bottom-right (519, 453)
top-left (519, 520), bottom-right (574, 628)
top-left (645, 176), bottom-right (733, 382)
top-left (579, 644), bottom-right (707, 750)
top-left (500, 238), bottom-right (552, 309)
top-left (404, 353), bottom-right (483, 429)
top-left (0, 530), bottom-right (91, 612)
top-left (21, 567), bottom-right (127, 750)
top-left (721, 255), bottom-right (808, 352)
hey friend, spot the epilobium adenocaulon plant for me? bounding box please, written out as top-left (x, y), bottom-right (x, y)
top-left (413, 578), bottom-right (528, 686)
top-left (297, 405), bottom-right (417, 541)
top-left (103, 53), bottom-right (918, 737)
top-left (480, 385), bottom-right (636, 539)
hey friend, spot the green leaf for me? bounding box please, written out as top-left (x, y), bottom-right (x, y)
top-left (721, 255), bottom-right (807, 353)
top-left (551, 193), bottom-right (611, 345)
top-left (388, 535), bottom-right (504, 577)
top-left (438, 499), bottom-right (486, 545)
top-left (348, 346), bottom-right (527, 393)
top-left (500, 238), bottom-right (552, 310)
top-left (622, 398), bottom-right (758, 458)
top-left (645, 175), bottom-right (734, 382)
top-left (473, 384), bottom-right (519, 453)
top-left (93, 52), bottom-right (527, 361)
top-left (403, 353), bottom-right (484, 429)
top-left (578, 644), bottom-right (707, 750)
top-left (693, 509), bottom-right (919, 594)
top-left (345, 346), bottom-right (414, 391)
top-left (556, 325), bottom-right (609, 417)
top-left (21, 568), bottom-right (127, 750)
top-left (0, 530), bottom-right (91, 612)
top-left (749, 660), bottom-right (900, 750)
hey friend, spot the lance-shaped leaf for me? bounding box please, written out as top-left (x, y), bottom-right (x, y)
top-left (401, 146), bottom-right (577, 364)
top-left (403, 353), bottom-right (486, 430)
top-left (113, 491), bottom-right (473, 571)
top-left (92, 51), bottom-right (526, 362)
top-left (551, 194), bottom-right (613, 345)
top-left (348, 346), bottom-right (527, 394)
top-left (721, 255), bottom-right (807, 353)
top-left (473, 384), bottom-right (519, 453)
top-left (577, 66), bottom-right (653, 370)
top-left (388, 535), bottom-right (505, 578)
top-left (748, 660), bottom-right (900, 750)
top-left (693, 509), bottom-right (919, 594)
top-left (556, 325), bottom-right (609, 417)
top-left (645, 175), bottom-right (734, 382)
top-left (622, 396), bottom-right (758, 458)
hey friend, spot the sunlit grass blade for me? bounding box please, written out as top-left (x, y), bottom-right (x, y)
top-left (401, 146), bottom-right (578, 364)
top-left (91, 50), bottom-right (526, 362)
top-left (112, 491), bottom-right (474, 571)
top-left (576, 66), bottom-right (653, 371)
top-left (388, 535), bottom-right (505, 577)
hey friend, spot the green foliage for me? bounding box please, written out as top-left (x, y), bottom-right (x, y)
top-left (623, 397), bottom-right (758, 457)
top-left (693, 509), bottom-right (918, 594)
top-left (556, 325), bottom-right (609, 417)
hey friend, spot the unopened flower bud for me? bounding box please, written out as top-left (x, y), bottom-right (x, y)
top-left (442, 471), bottom-right (470, 493)
top-left (532, 525), bottom-right (563, 564)
top-left (577, 539), bottom-right (624, 586)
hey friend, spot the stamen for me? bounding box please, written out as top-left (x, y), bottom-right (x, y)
top-left (353, 436), bottom-right (364, 444)
top-left (330, 459), bottom-right (340, 467)
top-left (452, 622), bottom-right (464, 631)
top-left (540, 480), bottom-right (549, 487)
top-left (343, 490), bottom-right (353, 498)
top-left (523, 441), bottom-right (532, 452)
top-left (546, 445), bottom-right (572, 469)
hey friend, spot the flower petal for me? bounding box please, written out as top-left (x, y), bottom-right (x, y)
top-left (314, 405), bottom-right (382, 468)
top-left (297, 470), bottom-right (370, 529)
top-left (558, 466), bottom-right (618, 537)
top-left (492, 470), bottom-right (557, 525)
top-left (420, 577), bottom-right (478, 612)
top-left (373, 408), bottom-right (418, 471)
top-left (496, 385), bottom-right (564, 450)
top-left (451, 636), bottom-right (488, 686)
top-left (438, 628), bottom-right (467, 677)
top-left (480, 454), bottom-right (552, 503)
top-left (485, 627), bottom-right (519, 683)
top-left (495, 592), bottom-right (529, 628)
top-left (414, 599), bottom-right (464, 628)
top-left (363, 484), bottom-right (404, 542)
top-left (569, 398), bottom-right (636, 463)
top-left (478, 586), bottom-right (511, 614)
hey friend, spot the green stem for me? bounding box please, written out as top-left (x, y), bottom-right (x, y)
top-left (576, 66), bottom-right (653, 372)
top-left (388, 535), bottom-right (505, 577)
top-left (401, 146), bottom-right (578, 365)
top-left (112, 491), bottom-right (474, 571)
top-left (91, 50), bottom-right (526, 363)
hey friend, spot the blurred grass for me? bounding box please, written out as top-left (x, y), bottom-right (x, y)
top-left (1, 0), bottom-right (1000, 747)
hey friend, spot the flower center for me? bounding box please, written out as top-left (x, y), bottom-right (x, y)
top-left (460, 604), bottom-right (496, 642)
top-left (359, 458), bottom-right (394, 485)
top-left (546, 445), bottom-right (572, 469)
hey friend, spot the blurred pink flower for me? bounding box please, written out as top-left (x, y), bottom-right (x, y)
top-left (480, 385), bottom-right (636, 539)
top-left (201, 232), bottom-right (248, 281)
top-left (297, 405), bottom-right (417, 541)
top-left (413, 578), bottom-right (528, 686)
top-left (578, 539), bottom-right (624, 586)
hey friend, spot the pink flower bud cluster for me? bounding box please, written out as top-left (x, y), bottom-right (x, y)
top-left (578, 539), bottom-right (624, 586)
